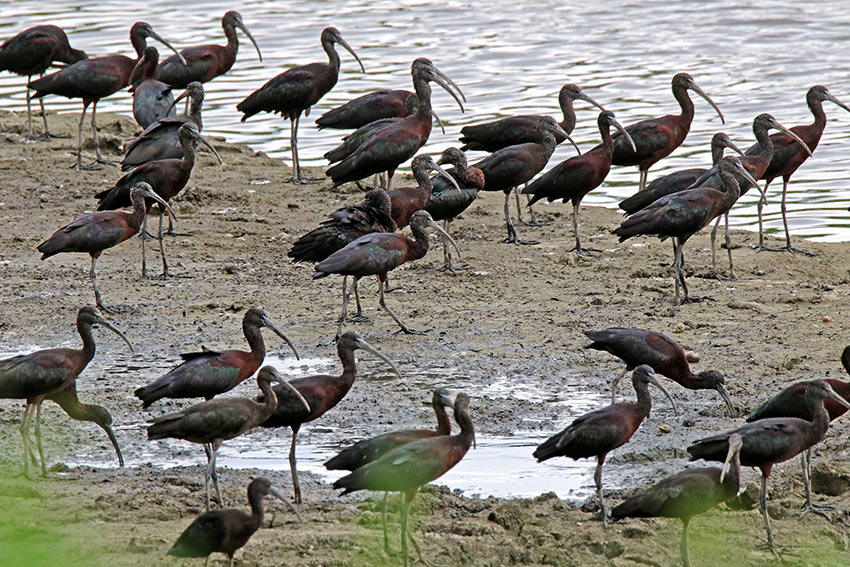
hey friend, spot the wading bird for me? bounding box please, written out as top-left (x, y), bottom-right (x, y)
top-left (316, 89), bottom-right (418, 130)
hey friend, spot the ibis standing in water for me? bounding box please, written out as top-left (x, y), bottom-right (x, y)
top-left (38, 182), bottom-right (176, 311)
top-left (28, 22), bottom-right (185, 170)
top-left (606, 73), bottom-right (725, 193)
top-left (168, 477), bottom-right (296, 567)
top-left (313, 210), bottom-right (460, 336)
top-left (534, 366), bottom-right (678, 526)
top-left (523, 111), bottom-right (635, 255)
top-left (688, 380), bottom-right (850, 551)
top-left (584, 327), bottom-right (734, 415)
top-left (0, 306), bottom-right (132, 476)
top-left (334, 393), bottom-right (475, 567)
top-left (0, 24), bottom-right (87, 139)
top-left (128, 46), bottom-right (175, 128)
top-left (147, 366), bottom-right (310, 510)
top-left (237, 27), bottom-right (363, 183)
top-left (259, 332), bottom-right (401, 503)
top-left (612, 434), bottom-right (744, 567)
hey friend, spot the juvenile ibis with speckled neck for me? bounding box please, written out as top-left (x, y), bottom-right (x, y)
top-left (156, 10), bottom-right (262, 90)
top-left (317, 89), bottom-right (418, 130)
top-left (606, 73), bottom-right (725, 193)
top-left (28, 22), bottom-right (185, 170)
top-left (128, 46), bottom-right (175, 128)
top-left (325, 387), bottom-right (453, 553)
top-left (324, 58), bottom-right (465, 190)
top-left (134, 308), bottom-right (299, 407)
top-left (313, 210), bottom-right (460, 336)
top-left (121, 81), bottom-right (206, 171)
top-left (38, 182), bottom-right (176, 312)
top-left (613, 433), bottom-right (743, 567)
top-left (0, 306), bottom-right (132, 476)
top-left (524, 111), bottom-right (636, 255)
top-left (168, 477), bottom-right (295, 567)
top-left (0, 24), bottom-right (87, 139)
top-left (534, 365), bottom-right (678, 526)
top-left (747, 86), bottom-right (850, 254)
top-left (95, 124), bottom-right (222, 278)
top-left (613, 157), bottom-right (763, 305)
top-left (237, 27), bottom-right (363, 184)
top-left (334, 392), bottom-right (474, 567)
top-left (688, 380), bottom-right (850, 552)
top-left (259, 332), bottom-right (400, 503)
top-left (584, 327), bottom-right (734, 415)
top-left (474, 116), bottom-right (573, 245)
top-left (148, 366), bottom-right (309, 510)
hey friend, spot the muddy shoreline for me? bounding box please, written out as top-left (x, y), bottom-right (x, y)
top-left (1, 110), bottom-right (849, 566)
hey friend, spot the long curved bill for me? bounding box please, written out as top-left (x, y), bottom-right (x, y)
top-left (269, 485), bottom-right (303, 521)
top-left (167, 87), bottom-right (191, 115)
top-left (647, 374), bottom-right (679, 416)
top-left (271, 372), bottom-right (311, 413)
top-left (719, 434), bottom-right (742, 483)
top-left (825, 384), bottom-right (850, 410)
top-left (128, 52), bottom-right (151, 89)
top-left (431, 64), bottom-right (466, 112)
top-left (93, 313), bottom-right (134, 354)
top-left (825, 91), bottom-right (850, 113)
top-left (729, 158), bottom-right (766, 204)
top-left (139, 185), bottom-right (179, 227)
top-left (355, 337), bottom-right (401, 378)
top-left (610, 116), bottom-right (637, 153)
top-left (578, 90), bottom-right (606, 112)
top-left (689, 80), bottom-right (724, 125)
top-left (432, 108), bottom-right (446, 135)
top-left (428, 160), bottom-right (460, 191)
top-left (553, 122), bottom-right (581, 155)
top-left (99, 423), bottom-right (125, 467)
top-left (770, 119), bottom-right (813, 157)
top-left (193, 130), bottom-right (225, 166)
top-left (715, 383), bottom-right (736, 417)
top-left (262, 317), bottom-right (300, 360)
top-left (236, 20), bottom-right (263, 62)
top-left (337, 36), bottom-right (365, 73)
top-left (723, 137), bottom-right (744, 156)
top-left (148, 29), bottom-right (187, 66)
top-left (427, 215), bottom-right (462, 260)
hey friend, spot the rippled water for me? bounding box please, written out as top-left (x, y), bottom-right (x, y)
top-left (2, 1), bottom-right (850, 240)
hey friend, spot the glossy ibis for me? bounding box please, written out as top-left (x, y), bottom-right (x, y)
top-left (426, 147), bottom-right (485, 272)
top-left (168, 477), bottom-right (294, 567)
top-left (28, 22), bottom-right (185, 170)
top-left (524, 111), bottom-right (636, 255)
top-left (749, 86), bottom-right (850, 254)
top-left (0, 24), bottom-right (87, 139)
top-left (157, 10), bottom-right (261, 90)
top-left (584, 327), bottom-right (734, 415)
top-left (747, 376), bottom-right (850, 518)
top-left (325, 387), bottom-right (452, 553)
top-left (316, 89), bottom-right (418, 130)
top-left (128, 46), bottom-right (175, 129)
top-left (134, 308), bottom-right (299, 407)
top-left (121, 81), bottom-right (205, 171)
top-left (612, 433), bottom-right (743, 567)
top-left (613, 157), bottom-right (762, 304)
top-left (237, 27), bottom-right (363, 184)
top-left (607, 73), bottom-right (724, 193)
top-left (459, 83), bottom-right (604, 152)
top-left (334, 392), bottom-right (474, 567)
top-left (324, 58), bottom-right (464, 190)
top-left (38, 182), bottom-right (176, 311)
top-left (619, 132), bottom-right (743, 215)
top-left (313, 210), bottom-right (460, 335)
top-left (533, 365), bottom-right (677, 526)
top-left (96, 124), bottom-right (221, 278)
top-left (386, 154), bottom-right (459, 229)
top-left (259, 332), bottom-right (401, 503)
top-left (688, 380), bottom-right (849, 551)
top-left (474, 116), bottom-right (571, 244)
top-left (0, 306), bottom-right (132, 476)
top-left (148, 366), bottom-right (309, 510)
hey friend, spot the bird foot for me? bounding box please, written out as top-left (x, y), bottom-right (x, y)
top-left (95, 302), bottom-right (118, 314)
top-left (751, 244), bottom-right (784, 253)
top-left (95, 157), bottom-right (119, 167)
top-left (501, 236), bottom-right (539, 246)
top-left (569, 246), bottom-right (601, 257)
top-left (73, 160), bottom-right (103, 171)
top-left (708, 270), bottom-right (736, 281)
top-left (786, 245), bottom-right (816, 256)
top-left (520, 219), bottom-right (550, 227)
top-left (799, 501), bottom-right (834, 520)
top-left (676, 295), bottom-right (713, 306)
top-left (31, 131), bottom-right (71, 141)
top-left (439, 263), bottom-right (471, 274)
top-left (347, 314), bottom-right (371, 323)
top-left (394, 327), bottom-right (429, 336)
top-left (383, 285), bottom-right (405, 293)
top-left (165, 230), bottom-right (194, 237)
top-left (755, 541), bottom-right (797, 558)
top-left (288, 176), bottom-right (321, 185)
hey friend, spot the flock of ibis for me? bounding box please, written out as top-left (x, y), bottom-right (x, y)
top-left (1, 11), bottom-right (850, 567)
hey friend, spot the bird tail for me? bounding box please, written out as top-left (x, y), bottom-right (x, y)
top-left (532, 432), bottom-right (564, 462)
top-left (686, 436), bottom-right (728, 462)
top-left (134, 379), bottom-right (171, 409)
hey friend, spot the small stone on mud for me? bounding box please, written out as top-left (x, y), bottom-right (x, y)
top-left (812, 461), bottom-right (850, 496)
top-left (488, 502), bottom-right (527, 532)
top-left (684, 350), bottom-right (700, 362)
top-left (657, 424), bottom-right (672, 434)
top-left (49, 462), bottom-right (71, 473)
top-left (673, 322), bottom-right (685, 333)
top-left (223, 263), bottom-right (238, 274)
top-left (822, 315), bottom-right (833, 322)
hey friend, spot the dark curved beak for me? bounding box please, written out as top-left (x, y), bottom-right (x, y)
top-left (147, 29), bottom-right (187, 66)
top-left (720, 435), bottom-right (743, 483)
top-left (769, 118), bottom-right (813, 157)
top-left (167, 87), bottom-right (191, 115)
top-left (429, 161), bottom-right (460, 191)
top-left (426, 215), bottom-right (462, 260)
top-left (236, 19), bottom-right (263, 62)
top-left (825, 385), bottom-right (850, 410)
top-left (355, 338), bottom-right (401, 377)
top-left (269, 485), bottom-right (303, 522)
top-left (610, 117), bottom-right (637, 153)
top-left (553, 122), bottom-right (581, 155)
top-left (578, 90), bottom-right (606, 112)
top-left (99, 422), bottom-right (124, 467)
top-left (723, 137), bottom-right (745, 156)
top-left (688, 79), bottom-right (724, 124)
top-left (336, 36), bottom-right (365, 73)
top-left (729, 158), bottom-right (765, 204)
top-left (261, 316), bottom-right (300, 360)
top-left (430, 64), bottom-right (466, 112)
top-left (432, 108), bottom-right (446, 135)
top-left (140, 186), bottom-right (178, 227)
top-left (270, 372), bottom-right (311, 413)
top-left (824, 91), bottom-right (850, 113)
top-left (647, 374), bottom-right (679, 416)
top-left (93, 314), bottom-right (134, 354)
top-left (192, 130), bottom-right (225, 166)
top-left (715, 383), bottom-right (737, 417)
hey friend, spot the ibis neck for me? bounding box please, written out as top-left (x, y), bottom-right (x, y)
top-left (559, 97), bottom-right (577, 134)
top-left (130, 32), bottom-right (147, 59)
top-left (804, 395), bottom-right (832, 445)
top-left (717, 171), bottom-right (742, 208)
top-left (77, 321), bottom-right (97, 363)
top-left (599, 122), bottom-right (615, 155)
top-left (224, 23), bottom-right (239, 57)
top-left (179, 140), bottom-right (197, 171)
top-left (189, 96), bottom-right (204, 131)
top-left (408, 222), bottom-right (431, 260)
top-left (129, 193), bottom-right (149, 229)
top-left (248, 488), bottom-right (266, 522)
top-left (808, 97), bottom-right (827, 131)
top-left (413, 76), bottom-right (433, 119)
top-left (632, 380), bottom-right (653, 417)
top-left (323, 40), bottom-right (341, 76)
top-left (673, 85), bottom-right (696, 125)
top-left (751, 123), bottom-right (774, 159)
top-left (434, 402), bottom-right (451, 436)
top-left (244, 321), bottom-right (266, 363)
top-left (454, 405), bottom-right (475, 449)
top-left (257, 379), bottom-right (279, 421)
top-left (337, 344), bottom-right (358, 382)
top-left (710, 140), bottom-right (726, 165)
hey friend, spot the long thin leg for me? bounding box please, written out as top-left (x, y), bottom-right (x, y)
top-left (595, 456), bottom-right (608, 527)
top-left (401, 492), bottom-right (413, 567)
top-left (204, 445), bottom-right (213, 511)
top-left (800, 449), bottom-right (832, 519)
top-left (290, 116), bottom-right (300, 182)
top-left (569, 203), bottom-right (599, 255)
top-left (382, 491), bottom-right (390, 554)
top-left (19, 403), bottom-right (35, 476)
top-left (710, 215), bottom-right (721, 274)
top-left (35, 402), bottom-right (47, 476)
top-left (157, 206), bottom-right (170, 277)
top-left (380, 277), bottom-right (426, 335)
top-left (760, 472), bottom-right (776, 553)
top-left (501, 191), bottom-right (538, 246)
top-left (73, 103), bottom-right (88, 170)
top-left (610, 367), bottom-right (628, 404)
top-left (39, 95), bottom-right (49, 138)
top-left (680, 518), bottom-right (691, 567)
top-left (141, 213), bottom-right (149, 278)
top-left (724, 212), bottom-right (735, 278)
top-left (26, 76), bottom-right (33, 139)
top-left (638, 168), bottom-right (648, 193)
top-left (90, 102), bottom-right (117, 166)
top-left (89, 255), bottom-right (112, 313)
top-left (514, 186), bottom-right (524, 224)
top-left (778, 179), bottom-right (814, 255)
top-left (290, 427), bottom-right (302, 503)
top-left (336, 276), bottom-right (353, 338)
top-left (755, 186), bottom-right (768, 250)
top-left (210, 444), bottom-right (223, 508)
top-left (674, 240), bottom-right (690, 304)
top-left (672, 238), bottom-right (682, 305)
